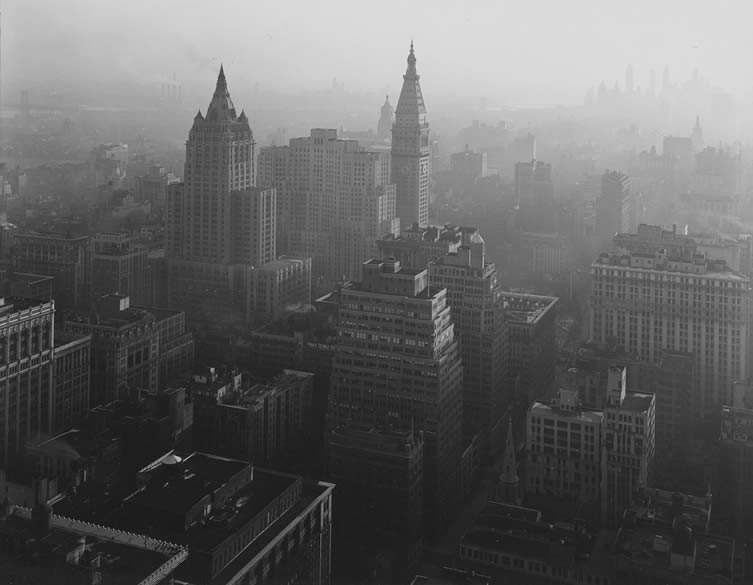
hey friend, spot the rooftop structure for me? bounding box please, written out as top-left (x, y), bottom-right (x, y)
top-left (501, 292), bottom-right (557, 324)
top-left (614, 496), bottom-right (734, 584)
top-left (0, 504), bottom-right (188, 585)
top-left (458, 501), bottom-right (610, 583)
top-left (52, 450), bottom-right (334, 585)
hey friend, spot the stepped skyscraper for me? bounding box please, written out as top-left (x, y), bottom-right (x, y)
top-left (391, 42), bottom-right (431, 227)
top-left (167, 67), bottom-right (276, 329)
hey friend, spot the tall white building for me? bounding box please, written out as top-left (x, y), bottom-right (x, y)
top-left (590, 248), bottom-right (751, 415)
top-left (265, 129), bottom-right (397, 290)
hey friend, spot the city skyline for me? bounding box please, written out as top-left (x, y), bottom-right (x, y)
top-left (3, 1), bottom-right (753, 109)
top-left (3, 4), bottom-right (753, 583)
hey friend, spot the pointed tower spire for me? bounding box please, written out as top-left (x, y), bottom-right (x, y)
top-left (204, 64), bottom-right (239, 123)
top-left (496, 417), bottom-right (521, 505)
top-left (217, 64), bottom-right (227, 91)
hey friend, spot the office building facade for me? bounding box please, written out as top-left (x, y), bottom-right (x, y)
top-left (590, 248), bottom-right (751, 415)
top-left (328, 258), bottom-right (463, 536)
top-left (0, 297), bottom-right (55, 466)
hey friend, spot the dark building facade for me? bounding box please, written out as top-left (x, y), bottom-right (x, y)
top-left (327, 424), bottom-right (424, 580)
top-left (193, 369), bottom-right (314, 467)
top-left (64, 294), bottom-right (193, 407)
top-left (52, 331), bottom-right (91, 434)
top-left (502, 292), bottom-right (557, 402)
top-left (91, 232), bottom-right (149, 304)
top-left (12, 232), bottom-right (91, 310)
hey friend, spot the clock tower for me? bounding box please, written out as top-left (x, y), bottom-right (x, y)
top-left (391, 42), bottom-right (431, 228)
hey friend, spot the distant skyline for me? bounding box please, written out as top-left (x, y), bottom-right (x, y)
top-left (2, 0), bottom-right (751, 108)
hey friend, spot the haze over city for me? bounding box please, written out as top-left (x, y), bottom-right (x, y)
top-left (2, 2), bottom-right (753, 584)
top-left (3, 0), bottom-right (753, 108)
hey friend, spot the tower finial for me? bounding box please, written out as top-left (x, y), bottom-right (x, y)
top-left (406, 41), bottom-right (417, 71)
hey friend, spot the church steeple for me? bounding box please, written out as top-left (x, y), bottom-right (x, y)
top-left (496, 417), bottom-right (521, 505)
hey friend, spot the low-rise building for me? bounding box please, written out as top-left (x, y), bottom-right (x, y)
top-left (0, 504), bottom-right (188, 585)
top-left (193, 369), bottom-right (314, 467)
top-left (64, 294), bottom-right (193, 407)
top-left (53, 451), bottom-right (334, 585)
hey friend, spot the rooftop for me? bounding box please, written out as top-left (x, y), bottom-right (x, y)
top-left (123, 453), bottom-right (299, 552)
top-left (501, 292), bottom-right (557, 324)
top-left (127, 452), bottom-right (248, 517)
top-left (629, 488), bottom-right (711, 532)
top-left (530, 401), bottom-right (605, 424)
top-left (620, 392), bottom-right (654, 413)
top-left (614, 518), bottom-right (733, 580)
top-left (0, 296), bottom-right (54, 316)
top-left (0, 507), bottom-right (186, 585)
top-left (462, 501), bottom-right (598, 565)
top-left (593, 249), bottom-right (747, 281)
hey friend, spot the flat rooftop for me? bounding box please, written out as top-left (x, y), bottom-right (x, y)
top-left (614, 523), bottom-right (733, 579)
top-left (621, 392), bottom-right (654, 413)
top-left (0, 512), bottom-right (182, 585)
top-left (0, 296), bottom-right (53, 315)
top-left (594, 250), bottom-right (747, 281)
top-left (66, 307), bottom-right (154, 329)
top-left (462, 502), bottom-right (597, 565)
top-left (630, 488), bottom-right (710, 531)
top-left (199, 480), bottom-right (333, 585)
top-left (54, 330), bottom-right (91, 347)
top-left (128, 452), bottom-right (248, 517)
top-left (530, 401), bottom-right (605, 424)
top-left (124, 453), bottom-right (299, 552)
top-left (501, 292), bottom-right (557, 324)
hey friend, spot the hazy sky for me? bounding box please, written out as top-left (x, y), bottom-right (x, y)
top-left (3, 0), bottom-right (751, 107)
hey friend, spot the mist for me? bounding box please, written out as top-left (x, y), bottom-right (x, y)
top-left (3, 0), bottom-right (751, 108)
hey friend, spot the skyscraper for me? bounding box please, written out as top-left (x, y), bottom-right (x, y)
top-left (377, 225), bottom-right (508, 457)
top-left (327, 258), bottom-right (463, 536)
top-left (391, 42), bottom-right (431, 227)
top-left (166, 67), bottom-right (276, 328)
top-left (377, 95), bottom-right (394, 141)
top-left (595, 171), bottom-right (637, 244)
top-left (515, 159), bottom-right (555, 234)
top-left (590, 248), bottom-right (751, 415)
top-left (258, 145), bottom-right (291, 254)
top-left (275, 129), bottom-right (397, 290)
